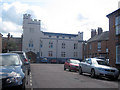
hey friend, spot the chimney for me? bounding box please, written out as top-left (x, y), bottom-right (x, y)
top-left (11, 35), bottom-right (13, 38)
top-left (97, 27), bottom-right (103, 35)
top-left (91, 29), bottom-right (96, 38)
top-left (7, 33), bottom-right (10, 40)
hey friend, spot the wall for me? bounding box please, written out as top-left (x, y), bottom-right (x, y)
top-left (22, 14), bottom-right (83, 63)
top-left (107, 10), bottom-right (120, 68)
top-left (0, 34), bottom-right (2, 53)
top-left (85, 40), bottom-right (109, 59)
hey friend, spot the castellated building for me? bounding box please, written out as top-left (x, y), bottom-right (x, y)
top-left (22, 14), bottom-right (83, 63)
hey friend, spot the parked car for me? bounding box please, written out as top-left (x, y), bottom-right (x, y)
top-left (41, 58), bottom-right (48, 63)
top-left (0, 53), bottom-right (28, 89)
top-left (64, 59), bottom-right (80, 71)
top-left (79, 58), bottom-right (119, 80)
top-left (10, 51), bottom-right (30, 75)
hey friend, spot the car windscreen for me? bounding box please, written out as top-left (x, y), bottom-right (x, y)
top-left (97, 60), bottom-right (109, 66)
top-left (70, 60), bottom-right (80, 64)
top-left (0, 55), bottom-right (20, 66)
top-left (18, 54), bottom-right (25, 61)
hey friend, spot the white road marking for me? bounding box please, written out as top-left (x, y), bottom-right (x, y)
top-left (29, 72), bottom-right (32, 87)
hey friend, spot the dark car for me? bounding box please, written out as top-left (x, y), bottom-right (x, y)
top-left (0, 53), bottom-right (28, 89)
top-left (64, 59), bottom-right (80, 71)
top-left (10, 51), bottom-right (30, 75)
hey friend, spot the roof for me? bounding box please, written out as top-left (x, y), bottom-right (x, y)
top-left (0, 33), bottom-right (2, 36)
top-left (43, 32), bottom-right (78, 37)
top-left (87, 31), bottom-right (109, 43)
top-left (86, 58), bottom-right (104, 61)
top-left (107, 8), bottom-right (120, 17)
top-left (0, 53), bottom-right (18, 56)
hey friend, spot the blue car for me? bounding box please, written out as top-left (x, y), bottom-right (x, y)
top-left (0, 53), bottom-right (28, 89)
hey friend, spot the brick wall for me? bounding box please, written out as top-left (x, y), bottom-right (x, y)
top-left (107, 9), bottom-right (120, 69)
top-left (0, 34), bottom-right (2, 53)
top-left (86, 40), bottom-right (109, 58)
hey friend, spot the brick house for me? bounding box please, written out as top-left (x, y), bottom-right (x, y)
top-left (2, 33), bottom-right (22, 52)
top-left (83, 27), bottom-right (109, 60)
top-left (0, 33), bottom-right (2, 53)
top-left (107, 8), bottom-right (120, 69)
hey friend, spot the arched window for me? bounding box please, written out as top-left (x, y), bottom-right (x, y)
top-left (29, 40), bottom-right (34, 47)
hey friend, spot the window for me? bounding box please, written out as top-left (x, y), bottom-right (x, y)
top-left (62, 43), bottom-right (65, 49)
top-left (98, 42), bottom-right (101, 51)
top-left (74, 43), bottom-right (78, 49)
top-left (74, 52), bottom-right (78, 57)
top-left (116, 45), bottom-right (120, 64)
top-left (40, 52), bottom-right (42, 57)
top-left (30, 28), bottom-right (34, 33)
top-left (115, 16), bottom-right (120, 35)
top-left (87, 59), bottom-right (92, 64)
top-left (48, 51), bottom-right (53, 57)
top-left (29, 40), bottom-right (33, 47)
top-left (49, 41), bottom-right (53, 48)
top-left (57, 36), bottom-right (59, 38)
top-left (40, 40), bottom-right (43, 48)
top-left (49, 35), bottom-right (51, 38)
top-left (61, 52), bottom-right (66, 57)
top-left (89, 44), bottom-right (92, 50)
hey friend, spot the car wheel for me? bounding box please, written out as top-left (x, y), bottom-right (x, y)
top-left (69, 66), bottom-right (71, 71)
top-left (19, 80), bottom-right (25, 90)
top-left (64, 65), bottom-right (66, 70)
top-left (28, 69), bottom-right (30, 75)
top-left (79, 67), bottom-right (82, 75)
top-left (91, 69), bottom-right (95, 78)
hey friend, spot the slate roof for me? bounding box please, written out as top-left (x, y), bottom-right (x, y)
top-left (87, 31), bottom-right (109, 43)
top-left (43, 32), bottom-right (78, 37)
top-left (107, 8), bottom-right (120, 17)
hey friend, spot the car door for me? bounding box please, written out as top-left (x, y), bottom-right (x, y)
top-left (81, 59), bottom-right (88, 73)
top-left (85, 59), bottom-right (92, 74)
top-left (65, 60), bottom-right (70, 69)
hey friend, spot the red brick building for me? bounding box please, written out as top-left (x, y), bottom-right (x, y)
top-left (107, 8), bottom-right (120, 69)
top-left (0, 33), bottom-right (2, 53)
top-left (83, 27), bottom-right (109, 60)
top-left (2, 33), bottom-right (22, 52)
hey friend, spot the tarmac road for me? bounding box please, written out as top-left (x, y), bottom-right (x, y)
top-left (26, 64), bottom-right (120, 89)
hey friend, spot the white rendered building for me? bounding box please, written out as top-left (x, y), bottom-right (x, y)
top-left (22, 14), bottom-right (83, 63)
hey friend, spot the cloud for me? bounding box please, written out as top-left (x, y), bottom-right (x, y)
top-left (1, 0), bottom-right (119, 40)
top-left (1, 1), bottom-right (48, 37)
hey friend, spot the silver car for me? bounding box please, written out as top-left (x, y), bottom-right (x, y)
top-left (79, 58), bottom-right (119, 80)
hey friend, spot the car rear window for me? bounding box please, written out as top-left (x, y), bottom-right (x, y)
top-left (0, 55), bottom-right (20, 66)
top-left (70, 60), bottom-right (80, 64)
top-left (97, 60), bottom-right (109, 66)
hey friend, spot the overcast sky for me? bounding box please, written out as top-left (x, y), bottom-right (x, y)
top-left (0, 0), bottom-right (119, 40)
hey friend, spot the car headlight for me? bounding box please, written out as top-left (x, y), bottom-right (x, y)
top-left (6, 77), bottom-right (21, 83)
top-left (6, 72), bottom-right (22, 83)
top-left (97, 68), bottom-right (105, 71)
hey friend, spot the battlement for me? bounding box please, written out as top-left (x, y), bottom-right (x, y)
top-left (23, 14), bottom-right (41, 25)
top-left (23, 14), bottom-right (31, 19)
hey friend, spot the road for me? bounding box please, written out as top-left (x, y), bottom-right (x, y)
top-left (26, 64), bottom-right (120, 89)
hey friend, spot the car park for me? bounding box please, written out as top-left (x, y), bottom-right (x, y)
top-left (64, 59), bottom-right (80, 71)
top-left (0, 53), bottom-right (28, 89)
top-left (79, 58), bottom-right (119, 80)
top-left (10, 51), bottom-right (30, 75)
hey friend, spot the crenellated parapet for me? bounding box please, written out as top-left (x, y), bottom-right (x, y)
top-left (23, 14), bottom-right (41, 25)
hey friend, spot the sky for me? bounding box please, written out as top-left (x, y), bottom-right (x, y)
top-left (0, 0), bottom-right (119, 40)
